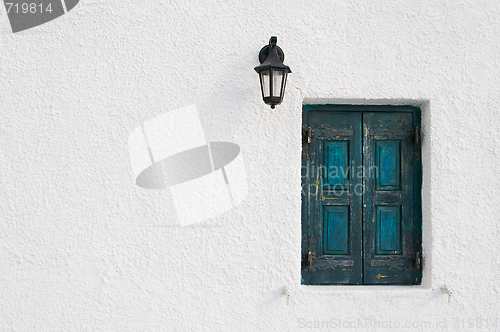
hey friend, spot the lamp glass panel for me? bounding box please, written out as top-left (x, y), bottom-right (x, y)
top-left (281, 72), bottom-right (288, 97)
top-left (260, 70), bottom-right (270, 97)
top-left (272, 70), bottom-right (284, 97)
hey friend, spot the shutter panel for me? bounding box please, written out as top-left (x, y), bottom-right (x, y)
top-left (362, 112), bottom-right (422, 285)
top-left (302, 111), bottom-right (363, 285)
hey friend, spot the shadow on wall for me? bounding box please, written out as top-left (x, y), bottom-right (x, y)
top-left (127, 105), bottom-right (248, 227)
top-left (4, 0), bottom-right (79, 33)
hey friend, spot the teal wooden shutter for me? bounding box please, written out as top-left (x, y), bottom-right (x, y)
top-left (302, 105), bottom-right (422, 285)
top-left (302, 110), bottom-right (363, 285)
top-left (363, 111), bottom-right (422, 285)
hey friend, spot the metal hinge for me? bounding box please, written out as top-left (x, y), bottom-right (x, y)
top-left (414, 125), bottom-right (421, 144)
top-left (308, 251), bottom-right (315, 271)
top-left (303, 126), bottom-right (312, 144)
top-left (302, 126), bottom-right (314, 160)
top-left (413, 251), bottom-right (422, 270)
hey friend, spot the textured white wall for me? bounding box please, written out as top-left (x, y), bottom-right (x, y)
top-left (1, 0), bottom-right (499, 330)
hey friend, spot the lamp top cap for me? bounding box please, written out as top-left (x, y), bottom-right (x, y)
top-left (256, 36), bottom-right (291, 72)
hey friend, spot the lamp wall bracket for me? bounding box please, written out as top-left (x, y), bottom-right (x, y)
top-left (258, 39), bottom-right (285, 64)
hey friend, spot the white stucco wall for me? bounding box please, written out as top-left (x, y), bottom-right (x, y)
top-left (1, 0), bottom-right (499, 330)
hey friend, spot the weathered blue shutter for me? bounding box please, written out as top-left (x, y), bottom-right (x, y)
top-left (363, 111), bottom-right (422, 285)
top-left (302, 110), bottom-right (363, 284)
top-left (302, 105), bottom-right (422, 285)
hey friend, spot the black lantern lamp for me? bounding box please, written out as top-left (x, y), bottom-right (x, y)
top-left (254, 36), bottom-right (291, 109)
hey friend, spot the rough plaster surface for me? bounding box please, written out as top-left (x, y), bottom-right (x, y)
top-left (1, 0), bottom-right (499, 330)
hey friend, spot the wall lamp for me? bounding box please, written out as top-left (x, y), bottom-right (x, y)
top-left (254, 36), bottom-right (292, 109)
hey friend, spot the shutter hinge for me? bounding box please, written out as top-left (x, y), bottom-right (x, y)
top-left (303, 126), bottom-right (312, 144)
top-left (413, 251), bottom-right (422, 270)
top-left (308, 251), bottom-right (315, 271)
top-left (302, 126), bottom-right (314, 160)
top-left (414, 125), bottom-right (421, 144)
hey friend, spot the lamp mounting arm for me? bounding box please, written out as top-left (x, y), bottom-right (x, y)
top-left (258, 36), bottom-right (285, 64)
